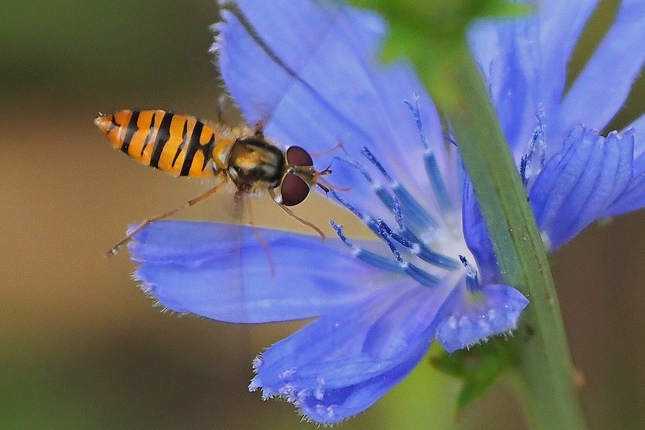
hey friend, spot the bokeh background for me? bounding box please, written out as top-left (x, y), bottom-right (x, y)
top-left (1, 0), bottom-right (644, 428)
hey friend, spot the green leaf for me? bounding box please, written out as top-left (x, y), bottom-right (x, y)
top-left (430, 338), bottom-right (516, 411)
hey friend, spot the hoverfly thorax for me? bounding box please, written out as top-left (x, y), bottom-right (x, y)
top-left (226, 135), bottom-right (286, 193)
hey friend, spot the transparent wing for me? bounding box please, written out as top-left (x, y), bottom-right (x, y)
top-left (128, 218), bottom-right (379, 322)
top-left (217, 1), bottom-right (443, 175)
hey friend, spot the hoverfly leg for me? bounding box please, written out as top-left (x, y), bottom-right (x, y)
top-left (244, 197), bottom-right (276, 278)
top-left (251, 120), bottom-right (266, 138)
top-left (268, 188), bottom-right (326, 241)
top-left (216, 94), bottom-right (228, 124)
top-left (105, 178), bottom-right (229, 258)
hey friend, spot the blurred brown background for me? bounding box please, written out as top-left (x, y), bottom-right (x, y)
top-left (1, 0), bottom-right (643, 428)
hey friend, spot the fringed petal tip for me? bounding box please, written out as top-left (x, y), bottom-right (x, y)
top-left (208, 11), bottom-right (231, 56)
top-left (436, 284), bottom-right (529, 353)
top-left (249, 365), bottom-right (408, 426)
top-left (249, 364), bottom-right (349, 425)
top-left (248, 314), bottom-right (430, 425)
top-left (530, 126), bottom-right (634, 251)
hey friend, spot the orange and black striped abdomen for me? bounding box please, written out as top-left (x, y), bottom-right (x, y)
top-left (95, 110), bottom-right (224, 177)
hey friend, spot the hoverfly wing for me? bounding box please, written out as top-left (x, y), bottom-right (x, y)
top-left (129, 217), bottom-right (367, 323)
top-left (217, 3), bottom-right (370, 155)
top-left (128, 218), bottom-right (273, 323)
top-left (217, 1), bottom-right (442, 210)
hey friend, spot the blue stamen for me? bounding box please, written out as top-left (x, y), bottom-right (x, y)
top-left (331, 221), bottom-right (402, 273)
top-left (392, 197), bottom-right (404, 230)
top-left (417, 246), bottom-right (461, 270)
top-left (361, 146), bottom-right (439, 233)
top-left (330, 190), bottom-right (381, 237)
top-left (403, 97), bottom-right (430, 151)
top-left (375, 220), bottom-right (404, 265)
top-left (376, 220), bottom-right (439, 288)
top-left (405, 97), bottom-right (453, 211)
top-left (392, 182), bottom-right (440, 231)
top-left (536, 108), bottom-right (546, 167)
top-left (424, 151), bottom-right (454, 211)
top-left (520, 109), bottom-right (547, 187)
top-left (459, 255), bottom-right (480, 293)
top-left (382, 215), bottom-right (461, 271)
top-left (376, 219), bottom-right (413, 249)
top-left (335, 150), bottom-right (436, 237)
top-left (402, 262), bottom-right (439, 287)
top-left (329, 189), bottom-right (365, 221)
top-left (398, 229), bottom-right (461, 269)
top-left (520, 155), bottom-right (529, 187)
top-left (333, 144), bottom-right (459, 278)
top-left (332, 156), bottom-right (402, 223)
top-left (361, 147), bottom-right (393, 183)
top-left (373, 186), bottom-right (397, 214)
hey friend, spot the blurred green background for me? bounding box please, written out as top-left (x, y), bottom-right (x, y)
top-left (1, 0), bottom-right (644, 429)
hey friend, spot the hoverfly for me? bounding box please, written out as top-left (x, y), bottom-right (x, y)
top-left (95, 109), bottom-right (333, 259)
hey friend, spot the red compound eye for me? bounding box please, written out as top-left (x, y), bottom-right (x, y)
top-left (280, 173), bottom-right (310, 206)
top-left (286, 146), bottom-right (313, 166)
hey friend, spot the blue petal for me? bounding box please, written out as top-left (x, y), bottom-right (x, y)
top-left (537, 0), bottom-right (599, 139)
top-left (470, 16), bottom-right (540, 153)
top-left (627, 111), bottom-right (645, 154)
top-left (257, 341), bottom-right (427, 424)
top-left (215, 0), bottom-right (446, 202)
top-left (529, 127), bottom-right (634, 250)
top-left (470, 0), bottom-right (599, 151)
top-left (603, 115), bottom-right (645, 215)
top-left (435, 283), bottom-right (529, 353)
top-left (129, 220), bottom-right (394, 323)
top-left (251, 282), bottom-right (443, 423)
top-left (462, 180), bottom-right (499, 285)
top-left (559, 0), bottom-right (645, 133)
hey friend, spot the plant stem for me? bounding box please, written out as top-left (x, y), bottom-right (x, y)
top-left (423, 41), bottom-right (587, 430)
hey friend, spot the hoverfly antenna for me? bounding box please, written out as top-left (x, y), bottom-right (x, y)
top-left (294, 141), bottom-right (351, 195)
top-left (309, 141), bottom-right (345, 158)
top-left (312, 157), bottom-right (351, 194)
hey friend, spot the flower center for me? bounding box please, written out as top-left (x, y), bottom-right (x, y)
top-left (329, 97), bottom-right (482, 290)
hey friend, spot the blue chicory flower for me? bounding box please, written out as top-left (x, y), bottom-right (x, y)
top-left (128, 0), bottom-right (645, 424)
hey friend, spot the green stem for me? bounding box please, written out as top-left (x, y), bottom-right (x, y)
top-left (421, 41), bottom-right (587, 430)
top-left (344, 1), bottom-right (587, 426)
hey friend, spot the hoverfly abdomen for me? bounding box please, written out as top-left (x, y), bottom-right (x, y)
top-left (95, 110), bottom-right (226, 178)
